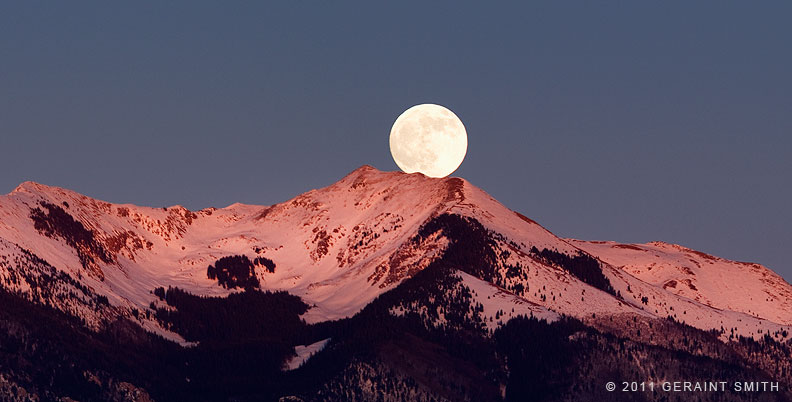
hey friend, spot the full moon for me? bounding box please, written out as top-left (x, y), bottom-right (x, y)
top-left (389, 104), bottom-right (468, 178)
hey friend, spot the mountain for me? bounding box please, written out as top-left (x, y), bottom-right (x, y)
top-left (0, 165), bottom-right (790, 401)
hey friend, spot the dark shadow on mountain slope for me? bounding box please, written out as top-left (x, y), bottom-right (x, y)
top-left (529, 246), bottom-right (616, 296)
top-left (29, 201), bottom-right (113, 277)
top-left (3, 210), bottom-right (791, 401)
top-left (412, 213), bottom-right (616, 297)
top-left (155, 286), bottom-right (307, 342)
top-left (206, 255), bottom-right (260, 289)
top-left (0, 287), bottom-right (182, 400)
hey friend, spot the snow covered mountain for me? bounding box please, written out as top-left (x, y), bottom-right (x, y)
top-left (1, 165), bottom-right (788, 340)
top-left (1, 165), bottom-right (790, 400)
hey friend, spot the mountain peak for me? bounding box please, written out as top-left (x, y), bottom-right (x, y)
top-left (342, 164), bottom-right (414, 181)
top-left (333, 165), bottom-right (470, 205)
top-left (10, 181), bottom-right (77, 200)
top-left (351, 164), bottom-right (379, 173)
top-left (1, 165), bottom-right (790, 349)
top-left (8, 181), bottom-right (117, 210)
top-left (343, 164), bottom-right (467, 184)
top-left (12, 180), bottom-right (50, 194)
top-left (339, 164), bottom-right (391, 182)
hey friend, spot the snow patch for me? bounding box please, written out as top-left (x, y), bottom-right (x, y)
top-left (284, 338), bottom-right (331, 370)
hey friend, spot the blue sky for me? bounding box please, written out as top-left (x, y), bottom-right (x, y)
top-left (1, 2), bottom-right (790, 279)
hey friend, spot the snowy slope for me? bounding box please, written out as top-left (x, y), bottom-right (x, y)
top-left (0, 166), bottom-right (468, 331)
top-left (0, 165), bottom-right (790, 343)
top-left (569, 240), bottom-right (792, 325)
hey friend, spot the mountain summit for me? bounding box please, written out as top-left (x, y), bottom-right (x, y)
top-left (1, 166), bottom-right (790, 400)
top-left (2, 166), bottom-right (788, 332)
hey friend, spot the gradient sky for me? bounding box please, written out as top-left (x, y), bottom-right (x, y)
top-left (1, 2), bottom-right (790, 279)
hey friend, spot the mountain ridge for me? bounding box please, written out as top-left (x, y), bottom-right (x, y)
top-left (1, 166), bottom-right (790, 338)
top-left (2, 165), bottom-right (791, 400)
